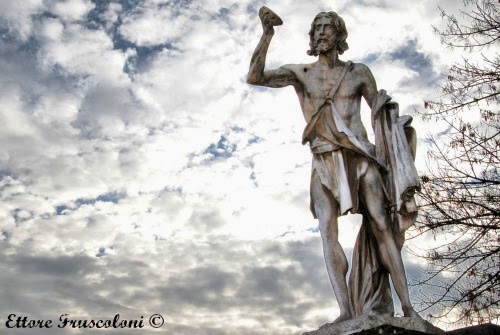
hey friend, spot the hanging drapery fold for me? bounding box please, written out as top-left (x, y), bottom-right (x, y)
top-left (348, 90), bottom-right (420, 316)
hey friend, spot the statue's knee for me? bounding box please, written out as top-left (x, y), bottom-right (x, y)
top-left (318, 219), bottom-right (329, 235)
top-left (318, 219), bottom-right (337, 240)
top-left (363, 164), bottom-right (384, 189)
top-left (371, 216), bottom-right (390, 235)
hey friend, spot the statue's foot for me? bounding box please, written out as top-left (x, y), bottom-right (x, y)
top-left (403, 307), bottom-right (423, 319)
top-left (330, 313), bottom-right (353, 325)
top-left (318, 313), bottom-right (352, 329)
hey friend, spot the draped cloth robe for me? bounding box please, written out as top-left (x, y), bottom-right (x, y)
top-left (304, 85), bottom-right (420, 316)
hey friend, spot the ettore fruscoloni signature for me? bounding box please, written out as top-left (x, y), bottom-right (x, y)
top-left (5, 313), bottom-right (165, 329)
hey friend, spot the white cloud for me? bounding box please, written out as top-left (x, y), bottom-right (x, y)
top-left (119, 1), bottom-right (191, 46)
top-left (39, 21), bottom-right (129, 84)
top-left (99, 2), bottom-right (123, 31)
top-left (0, 0), bottom-right (44, 41)
top-left (0, 0), bottom-right (469, 333)
top-left (51, 0), bottom-right (95, 22)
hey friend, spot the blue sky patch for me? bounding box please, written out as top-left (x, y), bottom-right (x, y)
top-left (203, 135), bottom-right (237, 160)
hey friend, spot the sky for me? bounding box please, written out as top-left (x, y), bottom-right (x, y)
top-left (0, 0), bottom-right (475, 334)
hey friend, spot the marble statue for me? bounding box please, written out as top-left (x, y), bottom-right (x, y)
top-left (247, 7), bottom-right (422, 323)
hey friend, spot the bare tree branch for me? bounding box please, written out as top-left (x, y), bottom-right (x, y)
top-left (412, 0), bottom-right (500, 326)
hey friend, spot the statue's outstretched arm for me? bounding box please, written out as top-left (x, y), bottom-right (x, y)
top-left (247, 7), bottom-right (296, 88)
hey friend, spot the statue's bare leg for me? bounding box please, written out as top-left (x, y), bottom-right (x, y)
top-left (359, 164), bottom-right (421, 318)
top-left (312, 172), bottom-right (352, 323)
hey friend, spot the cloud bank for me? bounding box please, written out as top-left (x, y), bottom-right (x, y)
top-left (0, 0), bottom-right (458, 333)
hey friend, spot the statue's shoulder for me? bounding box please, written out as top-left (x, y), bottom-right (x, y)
top-left (349, 62), bottom-right (372, 74)
top-left (347, 62), bottom-right (375, 83)
top-left (280, 63), bottom-right (313, 73)
top-left (277, 63), bottom-right (316, 83)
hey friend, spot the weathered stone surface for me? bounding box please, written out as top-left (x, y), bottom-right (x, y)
top-left (302, 316), bottom-right (444, 335)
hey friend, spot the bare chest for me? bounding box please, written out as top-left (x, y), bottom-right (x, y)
top-left (301, 67), bottom-right (360, 101)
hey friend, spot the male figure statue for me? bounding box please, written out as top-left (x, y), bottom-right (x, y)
top-left (247, 8), bottom-right (421, 323)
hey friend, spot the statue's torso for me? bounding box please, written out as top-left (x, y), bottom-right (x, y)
top-left (285, 61), bottom-right (371, 145)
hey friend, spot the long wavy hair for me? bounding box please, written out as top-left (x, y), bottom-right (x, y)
top-left (307, 11), bottom-right (349, 56)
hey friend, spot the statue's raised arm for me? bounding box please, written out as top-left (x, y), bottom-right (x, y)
top-left (246, 7), bottom-right (297, 88)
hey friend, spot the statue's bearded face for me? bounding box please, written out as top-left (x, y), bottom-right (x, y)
top-left (313, 15), bottom-right (337, 54)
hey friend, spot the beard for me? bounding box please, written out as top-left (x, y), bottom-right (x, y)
top-left (314, 36), bottom-right (337, 54)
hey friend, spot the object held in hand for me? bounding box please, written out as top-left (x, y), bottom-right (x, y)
top-left (259, 6), bottom-right (283, 26)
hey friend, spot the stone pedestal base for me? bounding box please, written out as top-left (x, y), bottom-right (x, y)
top-left (302, 315), bottom-right (444, 335)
